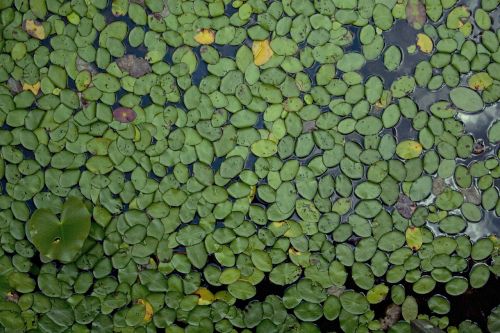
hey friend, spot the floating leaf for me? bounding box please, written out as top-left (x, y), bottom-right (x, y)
top-left (449, 87), bottom-right (484, 113)
top-left (194, 287), bottom-right (216, 305)
top-left (194, 29), bottom-right (215, 45)
top-left (27, 197), bottom-right (91, 263)
top-left (468, 73), bottom-right (493, 91)
top-left (405, 227), bottom-right (423, 251)
top-left (113, 107), bottom-right (137, 123)
top-left (367, 284), bottom-right (389, 304)
top-left (339, 290), bottom-right (369, 315)
top-left (252, 40), bottom-right (273, 66)
top-left (251, 139), bottom-right (277, 157)
top-left (396, 140), bottom-right (423, 159)
top-left (402, 296), bottom-right (418, 321)
top-left (416, 33), bottom-right (433, 53)
top-left (22, 19), bottom-right (46, 39)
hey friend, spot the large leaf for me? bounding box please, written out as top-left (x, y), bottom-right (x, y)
top-left (27, 197), bottom-right (91, 263)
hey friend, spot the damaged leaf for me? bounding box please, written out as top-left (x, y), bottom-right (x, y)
top-left (116, 55), bottom-right (152, 78)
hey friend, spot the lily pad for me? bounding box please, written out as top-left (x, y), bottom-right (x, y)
top-left (449, 87), bottom-right (484, 113)
top-left (27, 197), bottom-right (91, 263)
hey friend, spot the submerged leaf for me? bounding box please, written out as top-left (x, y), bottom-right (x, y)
top-left (116, 55), bottom-right (152, 78)
top-left (406, 0), bottom-right (426, 30)
top-left (252, 40), bottom-right (273, 66)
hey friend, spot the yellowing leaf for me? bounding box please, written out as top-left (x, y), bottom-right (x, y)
top-left (137, 299), bottom-right (154, 322)
top-left (468, 72), bottom-right (493, 91)
top-left (252, 40), bottom-right (273, 66)
top-left (416, 33), bottom-right (433, 54)
top-left (194, 29), bottom-right (215, 45)
top-left (194, 287), bottom-right (215, 305)
top-left (405, 227), bottom-right (423, 251)
top-left (22, 19), bottom-right (46, 40)
top-left (396, 140), bottom-right (423, 159)
top-left (22, 82), bottom-right (40, 95)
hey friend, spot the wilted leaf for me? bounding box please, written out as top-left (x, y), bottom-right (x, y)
top-left (406, 227), bottom-right (423, 251)
top-left (194, 29), bottom-right (215, 45)
top-left (194, 287), bottom-right (216, 305)
top-left (468, 72), bottom-right (493, 91)
top-left (113, 107), bottom-right (137, 123)
top-left (7, 78), bottom-right (22, 93)
top-left (396, 194), bottom-right (416, 219)
top-left (137, 299), bottom-right (153, 322)
top-left (116, 55), bottom-right (152, 78)
top-left (22, 82), bottom-right (40, 95)
top-left (416, 33), bottom-right (433, 53)
top-left (252, 40), bottom-right (273, 66)
top-left (22, 19), bottom-right (46, 39)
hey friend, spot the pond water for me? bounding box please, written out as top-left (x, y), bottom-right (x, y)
top-left (0, 0), bottom-right (499, 332)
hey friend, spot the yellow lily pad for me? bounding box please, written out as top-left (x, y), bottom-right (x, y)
top-left (22, 19), bottom-right (46, 40)
top-left (416, 33), bottom-right (433, 54)
top-left (252, 40), bottom-right (273, 66)
top-left (22, 82), bottom-right (40, 95)
top-left (194, 287), bottom-right (216, 305)
top-left (194, 29), bottom-right (215, 45)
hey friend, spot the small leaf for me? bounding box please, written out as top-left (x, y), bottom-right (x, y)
top-left (416, 33), bottom-right (433, 53)
top-left (194, 29), bottom-right (215, 45)
top-left (406, 226), bottom-right (423, 251)
top-left (252, 40), bottom-right (274, 66)
top-left (194, 287), bottom-right (216, 305)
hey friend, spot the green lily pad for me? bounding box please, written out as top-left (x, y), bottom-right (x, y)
top-left (27, 197), bottom-right (91, 263)
top-left (449, 87), bottom-right (484, 113)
